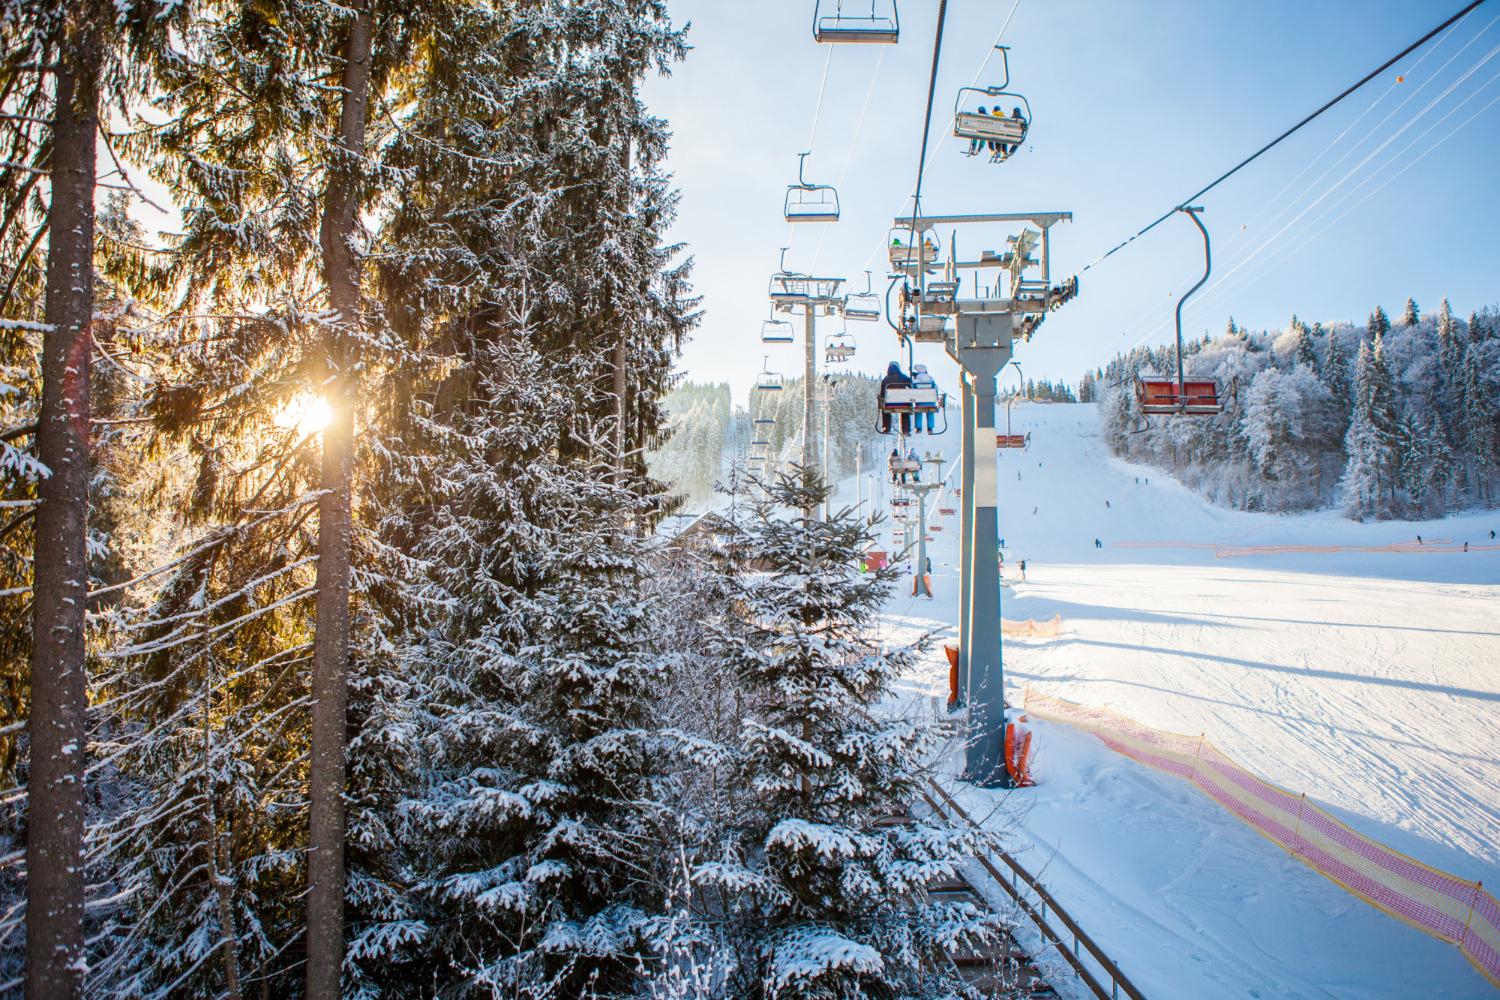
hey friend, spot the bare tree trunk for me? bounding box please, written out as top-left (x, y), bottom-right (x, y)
top-left (306, 5), bottom-right (374, 998)
top-left (26, 34), bottom-right (98, 1000)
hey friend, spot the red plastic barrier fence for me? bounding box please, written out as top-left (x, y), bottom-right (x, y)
top-left (1023, 689), bottom-right (1500, 990)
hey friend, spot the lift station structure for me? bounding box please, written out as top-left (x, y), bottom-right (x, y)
top-left (890, 210), bottom-right (1078, 786)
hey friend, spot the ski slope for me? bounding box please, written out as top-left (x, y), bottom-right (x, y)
top-left (857, 402), bottom-right (1500, 999)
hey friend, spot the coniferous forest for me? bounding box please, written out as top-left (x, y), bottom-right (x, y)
top-left (0, 3), bottom-right (1008, 998)
top-left (1092, 301), bottom-right (1500, 518)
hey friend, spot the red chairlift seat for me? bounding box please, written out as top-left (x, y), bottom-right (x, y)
top-left (996, 433), bottom-right (1027, 449)
top-left (1136, 376), bottom-right (1223, 415)
top-left (938, 506), bottom-right (956, 516)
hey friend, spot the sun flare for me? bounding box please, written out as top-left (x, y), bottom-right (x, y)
top-left (275, 395), bottom-right (332, 437)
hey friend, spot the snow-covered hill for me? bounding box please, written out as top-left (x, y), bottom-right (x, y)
top-left (860, 401), bottom-right (1500, 1000)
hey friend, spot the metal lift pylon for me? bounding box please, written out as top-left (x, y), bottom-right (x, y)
top-left (891, 211), bottom-right (1078, 788)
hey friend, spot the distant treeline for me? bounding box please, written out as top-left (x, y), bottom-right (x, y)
top-left (1091, 299), bottom-right (1500, 518)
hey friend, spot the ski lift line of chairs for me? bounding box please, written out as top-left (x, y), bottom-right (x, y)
top-left (1136, 376), bottom-right (1223, 415)
top-left (761, 318), bottom-right (795, 343)
top-left (785, 152), bottom-right (839, 224)
top-left (812, 0), bottom-right (898, 43)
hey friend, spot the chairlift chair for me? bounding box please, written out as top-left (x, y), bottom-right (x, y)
top-left (881, 385), bottom-right (942, 412)
top-left (888, 228), bottom-right (937, 270)
top-left (1136, 376), bottom-right (1222, 415)
top-left (888, 455), bottom-right (921, 476)
top-left (843, 271), bottom-right (882, 321)
top-left (825, 334), bottom-right (856, 364)
top-left (761, 318), bottom-right (795, 344)
top-left (1134, 207), bottom-right (1223, 416)
top-left (784, 152), bottom-right (840, 223)
top-left (812, 0), bottom-right (898, 43)
top-left (890, 495), bottom-right (913, 513)
top-left (756, 357), bottom-right (784, 392)
top-left (997, 433), bottom-right (1027, 449)
top-left (953, 47), bottom-right (1031, 163)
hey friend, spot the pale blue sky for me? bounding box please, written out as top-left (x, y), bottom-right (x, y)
top-left (642, 0), bottom-right (1500, 400)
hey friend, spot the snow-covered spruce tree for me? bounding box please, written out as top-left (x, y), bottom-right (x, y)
top-left (692, 468), bottom-right (1002, 1000)
top-left (354, 336), bottom-right (683, 998)
top-left (1461, 346), bottom-right (1498, 504)
top-left (1401, 297), bottom-right (1420, 328)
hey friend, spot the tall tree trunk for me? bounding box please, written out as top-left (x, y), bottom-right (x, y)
top-left (27, 33), bottom-right (98, 1000)
top-left (306, 5), bottom-right (374, 998)
top-left (612, 136), bottom-right (632, 479)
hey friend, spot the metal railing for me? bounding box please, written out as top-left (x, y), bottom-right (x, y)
top-left (924, 780), bottom-right (1147, 1000)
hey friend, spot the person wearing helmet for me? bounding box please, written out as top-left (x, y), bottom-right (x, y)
top-left (910, 364), bottom-right (938, 434)
top-left (879, 361), bottom-right (912, 436)
top-left (1003, 106), bottom-right (1025, 158)
top-left (970, 106), bottom-right (988, 155)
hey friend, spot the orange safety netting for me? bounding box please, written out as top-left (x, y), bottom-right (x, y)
top-left (1113, 538), bottom-right (1500, 557)
top-left (1001, 615), bottom-right (1062, 638)
top-left (1023, 689), bottom-right (1500, 990)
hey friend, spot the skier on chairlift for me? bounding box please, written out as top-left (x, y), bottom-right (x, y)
top-left (880, 361), bottom-right (913, 435)
top-left (911, 364), bottom-right (938, 434)
top-left (970, 106), bottom-right (988, 155)
top-left (1003, 106), bottom-right (1025, 157)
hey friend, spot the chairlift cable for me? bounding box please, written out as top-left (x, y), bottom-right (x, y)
top-left (1118, 71), bottom-right (1500, 359)
top-left (1111, 24), bottom-right (1500, 351)
top-left (904, 0), bottom-right (949, 248)
top-left (836, 47), bottom-right (886, 189)
top-left (807, 45), bottom-right (836, 152)
top-left (1223, 9), bottom-right (1482, 255)
top-left (863, 0), bottom-right (1021, 273)
top-left (1168, 50), bottom-right (1500, 335)
top-left (1157, 71), bottom-right (1500, 342)
top-left (1080, 0), bottom-right (1493, 274)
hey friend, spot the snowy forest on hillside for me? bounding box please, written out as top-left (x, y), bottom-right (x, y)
top-left (1094, 300), bottom-right (1500, 518)
top-left (649, 374), bottom-right (902, 510)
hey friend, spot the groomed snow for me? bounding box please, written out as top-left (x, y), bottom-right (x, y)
top-left (852, 401), bottom-right (1499, 999)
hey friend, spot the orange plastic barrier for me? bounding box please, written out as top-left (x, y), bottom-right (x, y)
top-left (1112, 538), bottom-right (1499, 557)
top-left (1023, 689), bottom-right (1500, 990)
top-left (1001, 615), bottom-right (1062, 638)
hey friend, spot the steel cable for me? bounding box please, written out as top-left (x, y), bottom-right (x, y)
top-left (1081, 0), bottom-right (1494, 273)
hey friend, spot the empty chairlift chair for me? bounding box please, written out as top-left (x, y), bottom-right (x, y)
top-left (843, 270), bottom-right (882, 322)
top-left (756, 359), bottom-right (785, 393)
top-left (1136, 206), bottom-right (1223, 417)
top-left (1136, 375), bottom-right (1223, 415)
top-left (785, 152), bottom-right (839, 223)
top-left (812, 0), bottom-right (898, 43)
top-left (761, 318), bottom-right (795, 343)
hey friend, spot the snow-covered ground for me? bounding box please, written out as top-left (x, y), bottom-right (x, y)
top-left (851, 402), bottom-right (1500, 999)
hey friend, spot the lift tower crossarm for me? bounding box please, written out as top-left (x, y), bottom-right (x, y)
top-left (893, 212), bottom-right (1072, 230)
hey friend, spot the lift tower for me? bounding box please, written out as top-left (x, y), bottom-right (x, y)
top-left (891, 211), bottom-right (1077, 786)
top-left (770, 268), bottom-right (845, 516)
